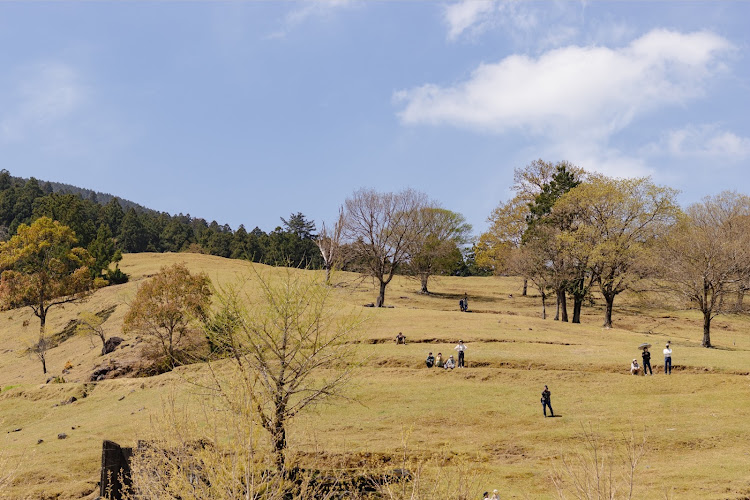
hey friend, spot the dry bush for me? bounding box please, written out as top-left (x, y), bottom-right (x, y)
top-left (126, 386), bottom-right (488, 500)
top-left (0, 426), bottom-right (19, 498)
top-left (125, 381), bottom-right (354, 500)
top-left (373, 430), bottom-right (489, 500)
top-left (551, 424), bottom-right (646, 500)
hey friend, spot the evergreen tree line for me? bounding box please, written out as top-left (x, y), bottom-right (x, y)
top-left (0, 170), bottom-right (332, 270)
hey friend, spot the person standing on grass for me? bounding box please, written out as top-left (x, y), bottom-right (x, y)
top-left (463, 292), bottom-right (469, 312)
top-left (455, 340), bottom-right (467, 368)
top-left (642, 346), bottom-right (652, 375)
top-left (541, 385), bottom-right (554, 417)
top-left (664, 342), bottom-right (672, 374)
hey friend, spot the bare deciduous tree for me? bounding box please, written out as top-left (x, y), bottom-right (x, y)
top-left (205, 269), bottom-right (363, 473)
top-left (315, 207), bottom-right (345, 285)
top-left (513, 223), bottom-right (572, 320)
top-left (343, 188), bottom-right (427, 307)
top-left (551, 424), bottom-right (646, 500)
top-left (653, 191), bottom-right (750, 347)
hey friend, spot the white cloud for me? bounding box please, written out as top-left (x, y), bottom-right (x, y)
top-left (444, 0), bottom-right (565, 43)
top-left (396, 30), bottom-right (732, 138)
top-left (647, 124), bottom-right (750, 160)
top-left (0, 62), bottom-right (83, 143)
top-left (444, 0), bottom-right (498, 41)
top-left (267, 0), bottom-right (353, 40)
top-left (538, 25), bottom-right (579, 50)
top-left (396, 29), bottom-right (735, 177)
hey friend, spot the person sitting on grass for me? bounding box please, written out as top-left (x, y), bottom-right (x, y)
top-left (435, 352), bottom-right (444, 368)
top-left (444, 355), bottom-right (456, 370)
top-left (630, 359), bottom-right (641, 375)
top-left (395, 332), bottom-right (406, 344)
top-left (425, 352), bottom-right (435, 368)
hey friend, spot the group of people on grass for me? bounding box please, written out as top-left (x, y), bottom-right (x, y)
top-left (482, 489), bottom-right (501, 500)
top-left (424, 340), bottom-right (467, 370)
top-left (630, 342), bottom-right (673, 375)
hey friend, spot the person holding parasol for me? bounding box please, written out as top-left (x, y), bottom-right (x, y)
top-left (639, 343), bottom-right (653, 375)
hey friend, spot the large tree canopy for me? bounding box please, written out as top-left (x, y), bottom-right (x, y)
top-left (407, 207), bottom-right (472, 293)
top-left (554, 175), bottom-right (680, 327)
top-left (0, 217), bottom-right (95, 373)
top-left (343, 188), bottom-right (428, 307)
top-left (123, 263), bottom-right (212, 363)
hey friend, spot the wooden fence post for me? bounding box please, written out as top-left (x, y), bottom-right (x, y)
top-left (100, 440), bottom-right (132, 499)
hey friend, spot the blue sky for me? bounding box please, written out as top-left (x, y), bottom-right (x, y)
top-left (1, 1), bottom-right (748, 235)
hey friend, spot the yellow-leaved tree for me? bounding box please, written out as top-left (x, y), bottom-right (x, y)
top-left (123, 262), bottom-right (212, 366)
top-left (0, 217), bottom-right (96, 374)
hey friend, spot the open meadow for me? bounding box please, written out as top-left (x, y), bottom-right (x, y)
top-left (1, 253), bottom-right (750, 499)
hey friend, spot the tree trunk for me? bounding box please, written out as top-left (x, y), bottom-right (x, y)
top-left (541, 291), bottom-right (546, 320)
top-left (603, 294), bottom-right (614, 329)
top-left (572, 295), bottom-right (583, 324)
top-left (736, 286), bottom-right (745, 311)
top-left (701, 279), bottom-right (712, 347)
top-left (324, 265), bottom-right (331, 286)
top-left (273, 423), bottom-right (286, 473)
top-left (272, 398), bottom-right (287, 474)
top-left (376, 280), bottom-right (387, 307)
top-left (702, 310), bottom-right (712, 348)
top-left (554, 294), bottom-right (560, 321)
top-left (420, 274), bottom-right (429, 294)
top-left (557, 289), bottom-right (568, 322)
top-left (39, 314), bottom-right (48, 375)
top-left (522, 279), bottom-right (528, 296)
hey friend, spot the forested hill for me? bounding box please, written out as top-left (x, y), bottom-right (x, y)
top-left (10, 174), bottom-right (148, 213)
top-left (0, 169), bottom-right (323, 268)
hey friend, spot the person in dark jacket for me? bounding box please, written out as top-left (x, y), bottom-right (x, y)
top-left (425, 352), bottom-right (435, 368)
top-left (641, 347), bottom-right (652, 375)
top-left (541, 385), bottom-right (554, 417)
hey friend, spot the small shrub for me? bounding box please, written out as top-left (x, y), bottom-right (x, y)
top-left (106, 266), bottom-right (129, 284)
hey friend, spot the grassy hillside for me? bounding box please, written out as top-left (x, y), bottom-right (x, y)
top-left (1, 253), bottom-right (749, 499)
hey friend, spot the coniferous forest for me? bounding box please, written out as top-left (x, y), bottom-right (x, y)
top-left (0, 169), bottom-right (327, 270)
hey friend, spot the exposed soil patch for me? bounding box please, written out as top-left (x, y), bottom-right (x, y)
top-left (364, 337), bottom-right (579, 346)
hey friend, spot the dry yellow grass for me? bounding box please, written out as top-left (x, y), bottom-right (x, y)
top-left (1, 253), bottom-right (750, 499)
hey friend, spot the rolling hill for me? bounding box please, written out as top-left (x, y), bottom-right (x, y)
top-left (1, 253), bottom-right (749, 499)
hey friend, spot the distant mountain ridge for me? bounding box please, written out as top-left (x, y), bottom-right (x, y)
top-left (10, 174), bottom-right (148, 213)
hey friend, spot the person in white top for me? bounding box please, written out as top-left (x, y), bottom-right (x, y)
top-left (455, 340), bottom-right (467, 368)
top-left (444, 355), bottom-right (456, 369)
top-left (663, 343), bottom-right (672, 374)
top-left (630, 359), bottom-right (640, 375)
